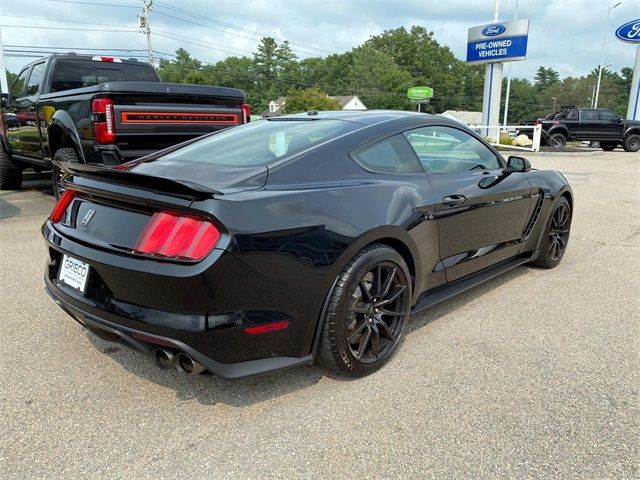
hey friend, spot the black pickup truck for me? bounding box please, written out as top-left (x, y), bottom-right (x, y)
top-left (0, 54), bottom-right (250, 195)
top-left (537, 107), bottom-right (640, 152)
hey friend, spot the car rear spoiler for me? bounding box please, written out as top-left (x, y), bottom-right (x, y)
top-left (59, 162), bottom-right (222, 198)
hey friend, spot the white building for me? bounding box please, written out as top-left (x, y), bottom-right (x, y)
top-left (261, 95), bottom-right (367, 117)
top-left (439, 110), bottom-right (483, 126)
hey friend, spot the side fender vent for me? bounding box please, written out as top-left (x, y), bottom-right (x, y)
top-left (523, 189), bottom-right (544, 239)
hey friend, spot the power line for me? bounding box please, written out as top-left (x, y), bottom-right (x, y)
top-left (151, 9), bottom-right (323, 58)
top-left (154, 31), bottom-right (256, 57)
top-left (48, 0), bottom-right (140, 8)
top-left (0, 13), bottom-right (135, 29)
top-left (1, 25), bottom-right (138, 33)
top-left (153, 1), bottom-right (333, 56)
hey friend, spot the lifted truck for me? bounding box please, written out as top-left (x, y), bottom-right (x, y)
top-left (0, 54), bottom-right (250, 196)
top-left (537, 107), bottom-right (640, 152)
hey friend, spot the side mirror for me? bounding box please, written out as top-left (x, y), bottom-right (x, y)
top-left (506, 156), bottom-right (531, 173)
top-left (0, 92), bottom-right (8, 109)
top-left (616, 117), bottom-right (623, 124)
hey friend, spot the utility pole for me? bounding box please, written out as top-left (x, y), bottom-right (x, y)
top-left (0, 24), bottom-right (9, 93)
top-left (139, 0), bottom-right (154, 66)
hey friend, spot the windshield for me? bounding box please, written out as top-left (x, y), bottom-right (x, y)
top-left (155, 119), bottom-right (359, 167)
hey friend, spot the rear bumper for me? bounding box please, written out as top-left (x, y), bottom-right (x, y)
top-left (45, 282), bottom-right (314, 379)
top-left (43, 220), bottom-right (337, 378)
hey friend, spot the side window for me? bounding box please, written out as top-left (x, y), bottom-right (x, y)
top-left (566, 110), bottom-right (578, 120)
top-left (404, 126), bottom-right (502, 174)
top-left (600, 110), bottom-right (618, 121)
top-left (582, 110), bottom-right (599, 121)
top-left (25, 63), bottom-right (45, 96)
top-left (10, 68), bottom-right (29, 100)
top-left (353, 134), bottom-right (423, 174)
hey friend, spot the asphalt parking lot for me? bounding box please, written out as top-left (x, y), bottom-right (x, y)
top-left (1, 151), bottom-right (638, 479)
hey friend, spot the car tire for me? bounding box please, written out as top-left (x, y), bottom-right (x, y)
top-left (622, 133), bottom-right (640, 152)
top-left (601, 142), bottom-right (618, 151)
top-left (52, 148), bottom-right (79, 199)
top-left (548, 133), bottom-right (566, 149)
top-left (318, 244), bottom-right (412, 376)
top-left (0, 145), bottom-right (23, 190)
top-left (530, 197), bottom-right (572, 269)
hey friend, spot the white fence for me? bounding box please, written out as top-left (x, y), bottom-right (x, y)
top-left (467, 124), bottom-right (543, 152)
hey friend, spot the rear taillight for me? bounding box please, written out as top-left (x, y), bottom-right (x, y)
top-left (133, 211), bottom-right (220, 260)
top-left (534, 119), bottom-right (541, 125)
top-left (241, 103), bottom-right (250, 124)
top-left (92, 98), bottom-right (116, 144)
top-left (50, 189), bottom-right (77, 223)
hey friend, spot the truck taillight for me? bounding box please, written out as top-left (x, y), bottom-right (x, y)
top-left (92, 98), bottom-right (116, 144)
top-left (50, 189), bottom-right (77, 223)
top-left (133, 211), bottom-right (220, 260)
top-left (241, 103), bottom-right (250, 124)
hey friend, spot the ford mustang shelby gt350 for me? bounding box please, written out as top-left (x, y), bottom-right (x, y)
top-left (43, 111), bottom-right (572, 379)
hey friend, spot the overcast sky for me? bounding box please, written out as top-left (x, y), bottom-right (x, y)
top-left (1, 0), bottom-right (640, 80)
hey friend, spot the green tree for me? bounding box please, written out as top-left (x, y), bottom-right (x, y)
top-left (157, 48), bottom-right (204, 84)
top-left (347, 45), bottom-right (412, 109)
top-left (533, 66), bottom-right (560, 91)
top-left (365, 26), bottom-right (470, 111)
top-left (282, 87), bottom-right (341, 113)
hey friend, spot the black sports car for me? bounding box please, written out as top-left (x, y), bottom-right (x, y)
top-left (43, 111), bottom-right (573, 379)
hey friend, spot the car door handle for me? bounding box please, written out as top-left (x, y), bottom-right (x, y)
top-left (442, 195), bottom-right (466, 207)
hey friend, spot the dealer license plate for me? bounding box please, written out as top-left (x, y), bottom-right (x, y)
top-left (58, 255), bottom-right (90, 293)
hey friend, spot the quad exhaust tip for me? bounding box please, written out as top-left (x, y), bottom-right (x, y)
top-left (151, 348), bottom-right (206, 375)
top-left (175, 352), bottom-right (206, 375)
top-left (152, 348), bottom-right (175, 369)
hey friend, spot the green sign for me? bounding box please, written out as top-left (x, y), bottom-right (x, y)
top-left (407, 86), bottom-right (433, 101)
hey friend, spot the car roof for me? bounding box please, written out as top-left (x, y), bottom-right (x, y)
top-left (271, 110), bottom-right (431, 126)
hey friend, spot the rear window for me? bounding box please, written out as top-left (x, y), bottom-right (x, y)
top-left (50, 59), bottom-right (159, 93)
top-left (154, 119), bottom-right (359, 167)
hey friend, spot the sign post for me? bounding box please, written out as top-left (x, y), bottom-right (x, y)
top-left (615, 19), bottom-right (640, 120)
top-left (466, 19), bottom-right (529, 138)
top-left (407, 86), bottom-right (433, 113)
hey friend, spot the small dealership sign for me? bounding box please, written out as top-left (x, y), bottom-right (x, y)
top-left (466, 19), bottom-right (529, 64)
top-left (407, 86), bottom-right (433, 101)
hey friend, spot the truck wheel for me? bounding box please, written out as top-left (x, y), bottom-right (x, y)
top-left (52, 148), bottom-right (79, 199)
top-left (0, 145), bottom-right (23, 190)
top-left (601, 142), bottom-right (618, 151)
top-left (623, 134), bottom-right (640, 152)
top-left (548, 133), bottom-right (566, 149)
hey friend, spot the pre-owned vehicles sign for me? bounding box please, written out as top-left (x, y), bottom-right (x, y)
top-left (466, 19), bottom-right (529, 64)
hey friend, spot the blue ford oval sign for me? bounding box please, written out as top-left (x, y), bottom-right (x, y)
top-left (482, 24), bottom-right (506, 37)
top-left (616, 19), bottom-right (640, 43)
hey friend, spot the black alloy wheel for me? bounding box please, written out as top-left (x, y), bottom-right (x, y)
top-left (318, 244), bottom-right (412, 375)
top-left (548, 202), bottom-right (570, 261)
top-left (530, 197), bottom-right (572, 269)
top-left (623, 134), bottom-right (640, 152)
top-left (549, 133), bottom-right (566, 149)
top-left (346, 262), bottom-right (408, 364)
